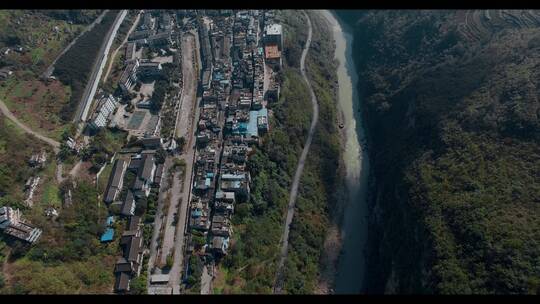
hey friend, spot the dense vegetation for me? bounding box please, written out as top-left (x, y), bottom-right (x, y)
top-left (337, 10), bottom-right (540, 294)
top-left (0, 114), bottom-right (51, 207)
top-left (214, 10), bottom-right (341, 294)
top-left (39, 10), bottom-right (102, 25)
top-left (281, 11), bottom-right (341, 294)
top-left (83, 128), bottom-right (127, 172)
top-left (54, 10), bottom-right (119, 122)
top-left (1, 181), bottom-right (117, 294)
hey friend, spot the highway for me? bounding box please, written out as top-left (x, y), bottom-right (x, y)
top-left (74, 10), bottom-right (128, 126)
top-left (273, 11), bottom-right (319, 294)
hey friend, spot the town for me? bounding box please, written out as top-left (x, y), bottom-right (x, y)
top-left (0, 9), bottom-right (282, 294)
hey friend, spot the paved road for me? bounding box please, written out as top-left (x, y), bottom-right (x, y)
top-left (74, 10), bottom-right (127, 125)
top-left (273, 11), bottom-right (319, 294)
top-left (0, 99), bottom-right (60, 152)
top-left (174, 32), bottom-right (198, 140)
top-left (102, 10), bottom-right (142, 83)
top-left (147, 157), bottom-right (172, 293)
top-left (169, 30), bottom-right (202, 295)
top-left (147, 28), bottom-right (201, 295)
top-left (200, 264), bottom-right (213, 294)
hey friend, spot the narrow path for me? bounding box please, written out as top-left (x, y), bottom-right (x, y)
top-left (0, 99), bottom-right (60, 152)
top-left (102, 10), bottom-right (142, 83)
top-left (273, 11), bottom-right (319, 294)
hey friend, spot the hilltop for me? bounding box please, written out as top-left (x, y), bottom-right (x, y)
top-left (337, 10), bottom-right (540, 294)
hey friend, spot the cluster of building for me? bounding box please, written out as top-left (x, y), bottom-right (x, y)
top-left (186, 10), bottom-right (281, 261)
top-left (85, 10), bottom-right (180, 137)
top-left (0, 66), bottom-right (13, 80)
top-left (87, 94), bottom-right (119, 132)
top-left (21, 150), bottom-right (50, 208)
top-left (103, 138), bottom-right (164, 214)
top-left (118, 58), bottom-right (164, 96)
top-left (0, 206), bottom-right (42, 244)
top-left (128, 11), bottom-right (175, 48)
top-left (113, 215), bottom-right (145, 293)
top-left (101, 137), bottom-right (165, 292)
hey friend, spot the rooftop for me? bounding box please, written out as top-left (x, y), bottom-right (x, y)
top-left (265, 23), bottom-right (282, 36)
top-left (265, 44), bottom-right (281, 59)
top-left (100, 228), bottom-right (115, 242)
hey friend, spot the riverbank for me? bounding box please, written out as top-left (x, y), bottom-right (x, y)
top-left (313, 11), bottom-right (346, 295)
top-left (317, 10), bottom-right (372, 294)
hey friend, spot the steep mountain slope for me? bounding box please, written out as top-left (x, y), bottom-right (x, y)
top-left (337, 10), bottom-right (540, 294)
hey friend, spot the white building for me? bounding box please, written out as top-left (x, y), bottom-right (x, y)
top-left (119, 59), bottom-right (140, 93)
top-left (264, 23), bottom-right (283, 50)
top-left (0, 206), bottom-right (42, 243)
top-left (88, 95), bottom-right (118, 131)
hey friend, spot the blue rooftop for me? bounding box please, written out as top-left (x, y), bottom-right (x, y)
top-left (100, 228), bottom-right (114, 242)
top-left (106, 216), bottom-right (115, 226)
top-left (192, 210), bottom-right (202, 217)
top-left (232, 122), bottom-right (248, 135)
top-left (248, 108), bottom-right (268, 137)
top-left (248, 111), bottom-right (259, 137)
top-left (205, 178), bottom-right (211, 187)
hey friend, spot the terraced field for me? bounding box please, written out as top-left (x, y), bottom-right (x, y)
top-left (458, 10), bottom-right (540, 44)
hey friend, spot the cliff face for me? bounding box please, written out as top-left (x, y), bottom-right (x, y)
top-left (337, 10), bottom-right (540, 294)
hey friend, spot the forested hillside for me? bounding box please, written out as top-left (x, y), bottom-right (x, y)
top-left (337, 10), bottom-right (540, 294)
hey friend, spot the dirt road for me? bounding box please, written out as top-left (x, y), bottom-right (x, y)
top-left (273, 11), bottom-right (319, 294)
top-left (0, 99), bottom-right (60, 152)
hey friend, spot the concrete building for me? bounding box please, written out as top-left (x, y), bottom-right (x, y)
top-left (147, 31), bottom-right (174, 47)
top-left (0, 206), bottom-right (42, 243)
top-left (114, 216), bottom-right (143, 293)
top-left (121, 190), bottom-right (136, 217)
top-left (138, 60), bottom-right (163, 78)
top-left (104, 159), bottom-right (127, 204)
top-left (133, 153), bottom-right (156, 197)
top-left (129, 29), bottom-right (153, 41)
top-left (264, 44), bottom-right (281, 68)
top-left (119, 59), bottom-right (140, 94)
top-left (125, 42), bottom-right (137, 62)
top-left (211, 235), bottom-right (229, 255)
top-left (264, 23), bottom-right (282, 50)
top-left (88, 95), bottom-right (118, 131)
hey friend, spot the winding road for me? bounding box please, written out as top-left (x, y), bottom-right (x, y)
top-left (0, 99), bottom-right (60, 152)
top-left (273, 11), bottom-right (319, 294)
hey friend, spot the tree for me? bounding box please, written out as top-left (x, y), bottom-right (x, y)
top-left (191, 234), bottom-right (206, 250)
top-left (176, 136), bottom-right (186, 152)
top-left (58, 143), bottom-right (73, 161)
top-left (155, 148), bottom-right (166, 164)
top-left (166, 254), bottom-right (174, 269)
top-left (129, 275), bottom-right (147, 295)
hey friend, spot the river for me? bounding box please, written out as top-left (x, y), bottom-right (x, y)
top-left (321, 10), bottom-right (370, 294)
